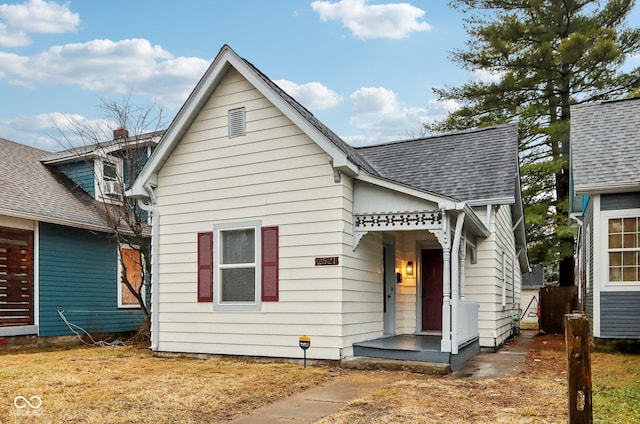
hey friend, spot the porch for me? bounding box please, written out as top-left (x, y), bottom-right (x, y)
top-left (352, 334), bottom-right (480, 371)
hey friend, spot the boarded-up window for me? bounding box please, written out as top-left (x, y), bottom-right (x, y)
top-left (0, 227), bottom-right (33, 326)
top-left (119, 246), bottom-right (143, 307)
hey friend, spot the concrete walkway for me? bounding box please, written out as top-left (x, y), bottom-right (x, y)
top-left (229, 373), bottom-right (394, 424)
top-left (230, 331), bottom-right (536, 423)
top-left (452, 329), bottom-right (536, 379)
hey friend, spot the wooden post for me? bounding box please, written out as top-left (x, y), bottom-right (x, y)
top-left (565, 312), bottom-right (593, 424)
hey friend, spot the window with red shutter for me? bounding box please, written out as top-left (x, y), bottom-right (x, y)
top-left (261, 226), bottom-right (279, 301)
top-left (197, 232), bottom-right (213, 302)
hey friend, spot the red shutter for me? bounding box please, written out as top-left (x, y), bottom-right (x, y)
top-left (261, 226), bottom-right (279, 302)
top-left (197, 232), bottom-right (213, 302)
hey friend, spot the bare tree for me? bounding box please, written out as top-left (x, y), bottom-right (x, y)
top-left (53, 96), bottom-right (165, 340)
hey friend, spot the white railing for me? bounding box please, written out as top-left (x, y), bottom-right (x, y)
top-left (458, 300), bottom-right (479, 346)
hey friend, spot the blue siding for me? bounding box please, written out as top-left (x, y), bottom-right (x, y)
top-left (601, 292), bottom-right (640, 338)
top-left (601, 193), bottom-right (640, 211)
top-left (57, 162), bottom-right (95, 197)
top-left (38, 223), bottom-right (144, 337)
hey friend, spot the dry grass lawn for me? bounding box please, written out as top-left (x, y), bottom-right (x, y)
top-left (0, 334), bottom-right (638, 423)
top-left (0, 346), bottom-right (331, 423)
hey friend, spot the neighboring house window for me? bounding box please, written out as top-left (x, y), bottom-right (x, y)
top-left (608, 216), bottom-right (640, 283)
top-left (96, 156), bottom-right (123, 199)
top-left (118, 245), bottom-right (144, 308)
top-left (228, 107), bottom-right (246, 138)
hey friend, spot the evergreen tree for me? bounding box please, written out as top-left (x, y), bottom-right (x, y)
top-left (430, 0), bottom-right (640, 285)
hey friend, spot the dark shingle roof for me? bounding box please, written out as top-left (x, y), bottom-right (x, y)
top-left (0, 137), bottom-right (112, 230)
top-left (356, 124), bottom-right (519, 202)
top-left (571, 98), bottom-right (640, 193)
top-left (242, 59), bottom-right (378, 176)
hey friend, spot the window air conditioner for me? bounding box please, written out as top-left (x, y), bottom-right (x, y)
top-left (103, 180), bottom-right (122, 196)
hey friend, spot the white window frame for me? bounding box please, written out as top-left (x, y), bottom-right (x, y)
top-left (601, 208), bottom-right (640, 291)
top-left (94, 155), bottom-right (123, 202)
top-left (117, 244), bottom-right (144, 309)
top-left (213, 221), bottom-right (262, 311)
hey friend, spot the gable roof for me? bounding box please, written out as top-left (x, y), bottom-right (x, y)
top-left (571, 98), bottom-right (640, 194)
top-left (130, 45), bottom-right (375, 197)
top-left (0, 137), bottom-right (113, 232)
top-left (357, 124), bottom-right (519, 203)
top-left (131, 44), bottom-right (520, 207)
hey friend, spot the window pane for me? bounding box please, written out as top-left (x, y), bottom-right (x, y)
top-left (623, 233), bottom-right (637, 249)
top-left (623, 266), bottom-right (637, 282)
top-left (610, 267), bottom-right (622, 281)
top-left (623, 217), bottom-right (637, 233)
top-left (609, 234), bottom-right (622, 249)
top-left (221, 268), bottom-right (255, 302)
top-left (610, 252), bottom-right (622, 267)
top-left (609, 218), bottom-right (622, 233)
top-left (222, 229), bottom-right (255, 264)
top-left (623, 251), bottom-right (636, 266)
top-left (104, 162), bottom-right (117, 181)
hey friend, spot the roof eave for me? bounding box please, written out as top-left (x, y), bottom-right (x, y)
top-left (0, 207), bottom-right (112, 233)
top-left (575, 182), bottom-right (640, 195)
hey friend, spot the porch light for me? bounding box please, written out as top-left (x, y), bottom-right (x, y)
top-left (406, 261), bottom-right (414, 276)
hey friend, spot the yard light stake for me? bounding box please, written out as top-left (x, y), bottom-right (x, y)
top-left (299, 336), bottom-right (311, 368)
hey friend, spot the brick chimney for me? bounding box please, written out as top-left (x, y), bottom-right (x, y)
top-left (113, 127), bottom-right (129, 140)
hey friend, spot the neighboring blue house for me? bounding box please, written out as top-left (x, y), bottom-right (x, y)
top-left (570, 98), bottom-right (640, 350)
top-left (0, 129), bottom-right (159, 341)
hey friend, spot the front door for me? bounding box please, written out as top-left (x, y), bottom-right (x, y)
top-left (383, 245), bottom-right (396, 334)
top-left (421, 249), bottom-right (443, 332)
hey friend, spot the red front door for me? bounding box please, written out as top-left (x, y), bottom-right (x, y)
top-left (421, 249), bottom-right (443, 332)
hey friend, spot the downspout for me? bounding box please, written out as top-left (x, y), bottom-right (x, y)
top-left (451, 210), bottom-right (465, 355)
top-left (137, 183), bottom-right (160, 351)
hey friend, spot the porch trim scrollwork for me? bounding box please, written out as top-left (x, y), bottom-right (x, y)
top-left (353, 211), bottom-right (445, 250)
top-left (355, 211), bottom-right (442, 230)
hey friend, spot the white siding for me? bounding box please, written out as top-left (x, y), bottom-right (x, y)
top-left (465, 205), bottom-right (522, 348)
top-left (154, 68), bottom-right (382, 360)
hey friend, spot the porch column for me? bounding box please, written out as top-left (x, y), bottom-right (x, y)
top-left (450, 211), bottom-right (465, 355)
top-left (441, 249), bottom-right (452, 352)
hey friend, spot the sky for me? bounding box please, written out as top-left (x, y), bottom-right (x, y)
top-left (0, 0), bottom-right (639, 151)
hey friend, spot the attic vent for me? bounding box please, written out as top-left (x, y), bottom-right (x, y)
top-left (228, 107), bottom-right (246, 138)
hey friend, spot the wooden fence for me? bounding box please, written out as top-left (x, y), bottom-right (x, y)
top-left (539, 286), bottom-right (577, 333)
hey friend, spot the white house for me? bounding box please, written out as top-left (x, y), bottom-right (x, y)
top-left (129, 45), bottom-right (528, 369)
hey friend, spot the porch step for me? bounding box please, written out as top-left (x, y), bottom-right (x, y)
top-left (352, 335), bottom-right (480, 371)
top-left (341, 357), bottom-right (450, 375)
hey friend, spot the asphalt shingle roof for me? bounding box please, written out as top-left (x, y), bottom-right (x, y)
top-left (571, 98), bottom-right (640, 193)
top-left (356, 124), bottom-right (519, 202)
top-left (243, 58), bottom-right (378, 176)
top-left (0, 137), bottom-right (112, 230)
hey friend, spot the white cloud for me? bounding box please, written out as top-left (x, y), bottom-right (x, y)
top-left (0, 112), bottom-right (113, 150)
top-left (472, 68), bottom-right (504, 83)
top-left (0, 0), bottom-right (80, 47)
top-left (311, 0), bottom-right (431, 40)
top-left (274, 79), bottom-right (342, 110)
top-left (0, 38), bottom-right (210, 108)
top-left (346, 86), bottom-right (459, 145)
